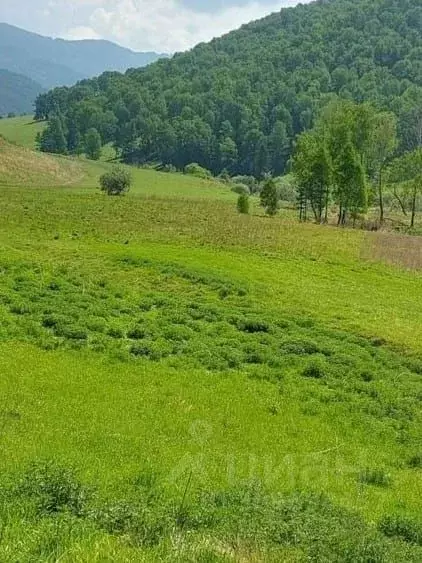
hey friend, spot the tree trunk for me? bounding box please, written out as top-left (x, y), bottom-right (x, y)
top-left (411, 182), bottom-right (417, 229)
top-left (324, 185), bottom-right (329, 224)
top-left (392, 187), bottom-right (407, 216)
top-left (337, 203), bottom-right (343, 226)
top-left (378, 168), bottom-right (384, 224)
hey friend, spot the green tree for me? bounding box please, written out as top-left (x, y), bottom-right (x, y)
top-left (99, 167), bottom-right (132, 196)
top-left (39, 113), bottom-right (67, 154)
top-left (293, 130), bottom-right (332, 223)
top-left (335, 141), bottom-right (367, 226)
top-left (388, 149), bottom-right (422, 228)
top-left (367, 112), bottom-right (398, 223)
top-left (85, 128), bottom-right (102, 160)
top-left (260, 177), bottom-right (278, 216)
top-left (237, 193), bottom-right (250, 214)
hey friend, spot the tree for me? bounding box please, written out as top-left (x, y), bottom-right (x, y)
top-left (260, 177), bottom-right (278, 216)
top-left (237, 193), bottom-right (250, 214)
top-left (100, 167), bottom-right (132, 196)
top-left (293, 130), bottom-right (332, 223)
top-left (34, 0), bottom-right (422, 179)
top-left (39, 113), bottom-right (67, 154)
top-left (334, 140), bottom-right (367, 226)
top-left (85, 128), bottom-right (102, 160)
top-left (67, 120), bottom-right (82, 155)
top-left (388, 149), bottom-right (422, 228)
top-left (368, 112), bottom-right (398, 223)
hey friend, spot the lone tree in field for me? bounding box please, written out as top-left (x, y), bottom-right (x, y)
top-left (237, 193), bottom-right (250, 214)
top-left (100, 167), bottom-right (132, 196)
top-left (260, 177), bottom-right (278, 216)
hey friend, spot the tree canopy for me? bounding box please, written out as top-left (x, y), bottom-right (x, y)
top-left (36, 0), bottom-right (422, 178)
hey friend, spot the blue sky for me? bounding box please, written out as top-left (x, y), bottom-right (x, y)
top-left (0, 1), bottom-right (308, 53)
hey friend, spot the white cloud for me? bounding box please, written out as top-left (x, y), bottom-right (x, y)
top-left (86, 0), bottom-right (296, 52)
top-left (2, 0), bottom-right (309, 53)
top-left (64, 25), bottom-right (101, 40)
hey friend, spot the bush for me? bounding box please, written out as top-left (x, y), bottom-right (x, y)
top-left (231, 183), bottom-right (250, 195)
top-left (237, 194), bottom-right (250, 214)
top-left (408, 453), bottom-right (422, 468)
top-left (100, 167), bottom-right (132, 196)
top-left (232, 175), bottom-right (259, 193)
top-left (184, 163), bottom-right (212, 179)
top-left (358, 468), bottom-right (391, 488)
top-left (275, 174), bottom-right (298, 203)
top-left (160, 163), bottom-right (177, 173)
top-left (379, 514), bottom-right (422, 545)
top-left (17, 461), bottom-right (90, 516)
top-left (237, 318), bottom-right (270, 333)
top-left (302, 358), bottom-right (327, 379)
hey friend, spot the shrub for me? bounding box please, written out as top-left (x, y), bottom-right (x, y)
top-left (184, 163), bottom-right (212, 179)
top-left (127, 326), bottom-right (147, 340)
top-left (237, 318), bottom-right (270, 333)
top-left (358, 468), bottom-right (391, 488)
top-left (237, 193), bottom-right (250, 214)
top-left (107, 326), bottom-right (124, 339)
top-left (275, 174), bottom-right (298, 203)
top-left (17, 461), bottom-right (90, 516)
top-left (302, 358), bottom-right (327, 379)
top-left (59, 326), bottom-right (88, 340)
top-left (282, 339), bottom-right (320, 356)
top-left (231, 183), bottom-right (250, 195)
top-left (408, 453), bottom-right (422, 469)
top-left (100, 167), bottom-right (132, 196)
top-left (379, 514), bottom-right (422, 545)
top-left (161, 163), bottom-right (177, 173)
top-left (232, 175), bottom-right (259, 193)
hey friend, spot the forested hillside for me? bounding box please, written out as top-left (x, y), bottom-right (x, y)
top-left (0, 70), bottom-right (44, 115)
top-left (36, 0), bottom-right (422, 177)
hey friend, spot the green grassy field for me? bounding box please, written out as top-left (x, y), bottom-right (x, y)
top-left (0, 115), bottom-right (46, 149)
top-left (1, 122), bottom-right (422, 561)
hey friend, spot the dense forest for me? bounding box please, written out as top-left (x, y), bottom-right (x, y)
top-left (36, 0), bottom-right (422, 179)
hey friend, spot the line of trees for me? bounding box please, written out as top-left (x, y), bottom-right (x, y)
top-left (292, 99), bottom-right (422, 228)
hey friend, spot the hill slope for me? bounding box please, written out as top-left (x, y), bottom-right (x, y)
top-left (0, 136), bottom-right (88, 186)
top-left (1, 150), bottom-right (422, 558)
top-left (0, 23), bottom-right (166, 89)
top-left (0, 69), bottom-right (44, 115)
top-left (38, 0), bottom-right (422, 176)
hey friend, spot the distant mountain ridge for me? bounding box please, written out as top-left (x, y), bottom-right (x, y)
top-left (0, 69), bottom-right (44, 115)
top-left (0, 22), bottom-right (167, 89)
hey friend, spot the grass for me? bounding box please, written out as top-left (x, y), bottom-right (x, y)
top-left (0, 115), bottom-right (46, 149)
top-left (1, 120), bottom-right (422, 559)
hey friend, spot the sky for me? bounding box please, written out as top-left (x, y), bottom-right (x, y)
top-left (0, 0), bottom-right (308, 53)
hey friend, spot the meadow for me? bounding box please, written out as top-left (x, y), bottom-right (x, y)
top-left (1, 117), bottom-right (422, 560)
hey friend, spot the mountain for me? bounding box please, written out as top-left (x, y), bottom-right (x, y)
top-left (37, 0), bottom-right (422, 176)
top-left (0, 23), bottom-right (167, 89)
top-left (0, 69), bottom-right (44, 115)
